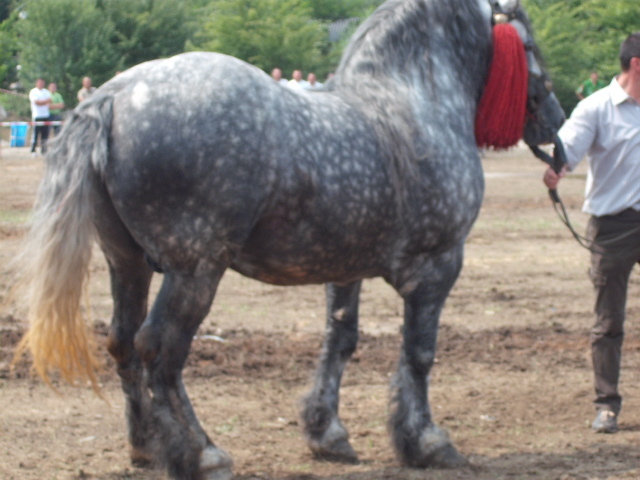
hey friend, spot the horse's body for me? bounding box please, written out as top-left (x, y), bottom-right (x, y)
top-left (104, 47), bottom-right (484, 288)
top-left (15, 0), bottom-right (565, 478)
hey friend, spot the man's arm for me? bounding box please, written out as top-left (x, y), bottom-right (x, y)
top-left (542, 97), bottom-right (598, 188)
top-left (32, 95), bottom-right (51, 106)
top-left (51, 97), bottom-right (65, 110)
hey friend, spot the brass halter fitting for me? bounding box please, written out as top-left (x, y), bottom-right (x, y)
top-left (493, 13), bottom-right (509, 24)
top-left (490, 0), bottom-right (519, 25)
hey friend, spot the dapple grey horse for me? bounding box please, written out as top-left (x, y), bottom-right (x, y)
top-left (15, 0), bottom-right (564, 478)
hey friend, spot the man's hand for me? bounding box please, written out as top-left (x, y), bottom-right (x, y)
top-left (543, 165), bottom-right (567, 190)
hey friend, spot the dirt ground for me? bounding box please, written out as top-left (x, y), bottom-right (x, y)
top-left (1, 145), bottom-right (639, 480)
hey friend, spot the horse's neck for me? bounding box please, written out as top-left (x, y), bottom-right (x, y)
top-left (337, 0), bottom-right (491, 102)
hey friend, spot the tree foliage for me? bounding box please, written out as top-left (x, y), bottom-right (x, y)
top-left (188, 0), bottom-right (328, 78)
top-left (308, 0), bottom-right (380, 21)
top-left (186, 0), bottom-right (381, 79)
top-left (17, 0), bottom-right (120, 108)
top-left (0, 10), bottom-right (19, 88)
top-left (97, 0), bottom-right (190, 70)
top-left (0, 0), bottom-right (13, 23)
top-left (523, 0), bottom-right (637, 114)
top-left (0, 0), bottom-right (636, 117)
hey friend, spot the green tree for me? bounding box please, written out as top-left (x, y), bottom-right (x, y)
top-left (523, 0), bottom-right (637, 114)
top-left (0, 10), bottom-right (19, 88)
top-left (311, 0), bottom-right (384, 77)
top-left (97, 0), bottom-right (191, 70)
top-left (0, 0), bottom-right (14, 23)
top-left (308, 0), bottom-right (381, 21)
top-left (18, 0), bottom-right (120, 108)
top-left (189, 0), bottom-right (327, 78)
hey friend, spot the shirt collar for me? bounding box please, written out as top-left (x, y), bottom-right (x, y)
top-left (609, 77), bottom-right (632, 106)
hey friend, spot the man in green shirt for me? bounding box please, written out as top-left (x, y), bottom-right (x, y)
top-left (576, 71), bottom-right (607, 100)
top-left (48, 82), bottom-right (65, 135)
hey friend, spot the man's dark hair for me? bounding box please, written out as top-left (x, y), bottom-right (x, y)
top-left (620, 32), bottom-right (640, 71)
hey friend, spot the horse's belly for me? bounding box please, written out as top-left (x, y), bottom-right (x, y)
top-left (230, 219), bottom-right (387, 285)
top-left (230, 245), bottom-right (384, 286)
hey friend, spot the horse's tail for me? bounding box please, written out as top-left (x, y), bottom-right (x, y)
top-left (13, 95), bottom-right (114, 393)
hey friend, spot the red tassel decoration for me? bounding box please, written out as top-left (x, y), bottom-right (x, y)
top-left (475, 23), bottom-right (528, 149)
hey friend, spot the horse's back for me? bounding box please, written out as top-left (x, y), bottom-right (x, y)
top-left (105, 52), bottom-right (276, 155)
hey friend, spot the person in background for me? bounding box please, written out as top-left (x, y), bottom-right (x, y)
top-left (543, 32), bottom-right (640, 435)
top-left (287, 70), bottom-right (308, 90)
top-left (48, 82), bottom-right (65, 136)
top-left (271, 68), bottom-right (288, 86)
top-left (29, 78), bottom-right (51, 155)
top-left (576, 70), bottom-right (607, 101)
top-left (305, 73), bottom-right (323, 90)
top-left (77, 76), bottom-right (96, 102)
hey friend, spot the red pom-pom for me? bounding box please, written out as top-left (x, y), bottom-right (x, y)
top-left (475, 23), bottom-right (528, 149)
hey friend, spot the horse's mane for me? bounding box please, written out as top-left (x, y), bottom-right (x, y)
top-left (513, 8), bottom-right (546, 70)
top-left (331, 0), bottom-right (492, 190)
top-left (337, 0), bottom-right (490, 94)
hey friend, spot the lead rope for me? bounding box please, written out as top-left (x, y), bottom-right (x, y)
top-left (530, 142), bottom-right (640, 257)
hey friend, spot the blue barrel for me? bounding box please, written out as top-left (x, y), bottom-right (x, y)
top-left (10, 123), bottom-right (28, 147)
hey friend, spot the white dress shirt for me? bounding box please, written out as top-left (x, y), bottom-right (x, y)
top-left (559, 77), bottom-right (640, 216)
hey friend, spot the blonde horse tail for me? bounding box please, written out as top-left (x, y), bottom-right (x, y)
top-left (13, 95), bottom-right (114, 393)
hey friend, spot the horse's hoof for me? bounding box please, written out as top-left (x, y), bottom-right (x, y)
top-left (420, 442), bottom-right (468, 468)
top-left (306, 417), bottom-right (359, 464)
top-left (130, 447), bottom-right (154, 468)
top-left (312, 437), bottom-right (359, 464)
top-left (415, 424), bottom-right (468, 468)
top-left (199, 445), bottom-right (234, 480)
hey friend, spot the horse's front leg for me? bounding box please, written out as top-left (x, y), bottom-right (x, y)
top-left (390, 246), bottom-right (468, 468)
top-left (135, 270), bottom-right (233, 480)
top-left (302, 281), bottom-right (362, 463)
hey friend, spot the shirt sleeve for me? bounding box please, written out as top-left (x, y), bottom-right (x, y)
top-left (557, 98), bottom-right (598, 171)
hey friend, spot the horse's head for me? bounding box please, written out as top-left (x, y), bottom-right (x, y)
top-left (490, 0), bottom-right (565, 149)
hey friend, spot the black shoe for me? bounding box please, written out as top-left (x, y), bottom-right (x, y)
top-left (591, 410), bottom-right (618, 434)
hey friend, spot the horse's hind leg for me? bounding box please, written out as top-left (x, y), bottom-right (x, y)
top-left (135, 269), bottom-right (232, 480)
top-left (106, 258), bottom-right (154, 466)
top-left (302, 281), bottom-right (361, 463)
top-left (90, 181), bottom-right (154, 466)
top-left (390, 246), bottom-right (468, 468)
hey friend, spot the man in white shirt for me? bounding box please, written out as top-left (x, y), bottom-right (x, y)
top-left (287, 70), bottom-right (309, 90)
top-left (29, 78), bottom-right (51, 155)
top-left (544, 32), bottom-right (640, 435)
top-left (304, 73), bottom-right (323, 90)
